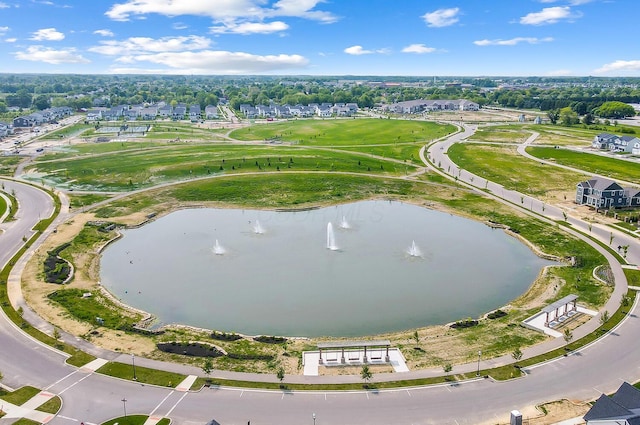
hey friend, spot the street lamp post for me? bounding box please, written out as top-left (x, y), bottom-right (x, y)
top-left (476, 350), bottom-right (482, 377)
top-left (121, 397), bottom-right (127, 417)
top-left (312, 413), bottom-right (316, 425)
top-left (131, 354), bottom-right (137, 381)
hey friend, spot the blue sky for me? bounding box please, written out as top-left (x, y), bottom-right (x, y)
top-left (0, 0), bottom-right (638, 76)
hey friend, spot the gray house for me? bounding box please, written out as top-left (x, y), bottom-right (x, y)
top-left (576, 178), bottom-right (639, 209)
top-left (584, 382), bottom-right (640, 424)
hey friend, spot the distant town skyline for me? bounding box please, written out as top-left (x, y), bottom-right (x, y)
top-left (0, 0), bottom-right (638, 76)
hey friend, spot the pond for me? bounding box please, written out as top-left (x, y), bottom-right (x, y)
top-left (100, 200), bottom-right (554, 337)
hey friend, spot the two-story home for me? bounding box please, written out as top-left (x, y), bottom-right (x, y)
top-left (576, 178), bottom-right (639, 209)
top-left (189, 104), bottom-right (201, 121)
top-left (204, 105), bottom-right (218, 119)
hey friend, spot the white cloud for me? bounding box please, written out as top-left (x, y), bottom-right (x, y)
top-left (105, 0), bottom-right (338, 30)
top-left (422, 8), bottom-right (460, 28)
top-left (0, 2), bottom-right (9, 8)
top-left (30, 27), bottom-right (65, 41)
top-left (89, 35), bottom-right (212, 55)
top-left (111, 50), bottom-right (309, 74)
top-left (594, 60), bottom-right (640, 75)
top-left (520, 7), bottom-right (579, 25)
top-left (15, 45), bottom-right (89, 64)
top-left (474, 37), bottom-right (554, 46)
top-left (402, 44), bottom-right (436, 54)
top-left (210, 21), bottom-right (289, 34)
top-left (172, 22), bottom-right (188, 30)
top-left (94, 29), bottom-right (114, 37)
top-left (5, 38), bottom-right (16, 43)
top-left (0, 26), bottom-right (9, 36)
top-left (343, 45), bottom-right (389, 55)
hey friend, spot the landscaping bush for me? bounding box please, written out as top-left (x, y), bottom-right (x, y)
top-left (157, 342), bottom-right (224, 358)
top-left (253, 335), bottom-right (287, 344)
top-left (450, 318), bottom-right (478, 329)
top-left (487, 309), bottom-right (507, 319)
top-left (43, 243), bottom-right (72, 284)
top-left (211, 331), bottom-right (243, 341)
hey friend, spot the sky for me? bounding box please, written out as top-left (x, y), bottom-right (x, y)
top-left (0, 0), bottom-right (638, 76)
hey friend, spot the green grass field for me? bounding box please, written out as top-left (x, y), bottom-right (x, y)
top-left (447, 143), bottom-right (589, 196)
top-left (469, 126), bottom-right (529, 144)
top-left (230, 118), bottom-right (455, 146)
top-left (527, 146), bottom-right (640, 184)
top-left (0, 156), bottom-right (23, 176)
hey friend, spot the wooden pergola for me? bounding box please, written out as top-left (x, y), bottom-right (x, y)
top-left (317, 340), bottom-right (391, 364)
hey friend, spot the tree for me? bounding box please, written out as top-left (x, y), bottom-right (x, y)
top-left (563, 328), bottom-right (573, 348)
top-left (202, 358), bottom-right (213, 378)
top-left (594, 101), bottom-right (636, 119)
top-left (582, 112), bottom-right (594, 125)
top-left (361, 364), bottom-right (373, 387)
top-left (599, 310), bottom-right (609, 326)
top-left (276, 366), bottom-right (285, 387)
top-left (559, 107), bottom-right (579, 126)
top-left (53, 327), bottom-right (61, 340)
top-left (443, 363), bottom-right (453, 380)
top-left (547, 109), bottom-right (559, 125)
top-left (512, 347), bottom-right (523, 367)
top-left (413, 330), bottom-right (420, 348)
top-left (33, 94), bottom-right (51, 110)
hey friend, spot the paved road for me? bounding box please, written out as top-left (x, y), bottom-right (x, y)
top-left (2, 124), bottom-right (640, 424)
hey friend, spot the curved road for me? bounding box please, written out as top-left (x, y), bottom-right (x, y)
top-left (1, 123), bottom-right (640, 424)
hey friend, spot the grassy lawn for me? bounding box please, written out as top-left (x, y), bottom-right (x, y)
top-left (0, 155), bottom-right (23, 176)
top-left (92, 173), bottom-right (427, 217)
top-left (28, 144), bottom-right (413, 191)
top-left (0, 193), bottom-right (6, 217)
top-left (36, 396), bottom-right (61, 414)
top-left (469, 126), bottom-right (530, 144)
top-left (527, 146), bottom-right (640, 184)
top-left (447, 143), bottom-right (589, 196)
top-left (97, 362), bottom-right (186, 387)
top-left (68, 193), bottom-right (115, 210)
top-left (37, 123), bottom-right (95, 140)
top-left (230, 118), bottom-right (455, 146)
top-left (0, 386), bottom-right (40, 406)
top-left (102, 416), bottom-right (170, 425)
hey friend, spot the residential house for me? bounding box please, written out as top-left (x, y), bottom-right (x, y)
top-left (575, 178), bottom-right (638, 209)
top-left (172, 104), bottom-right (187, 120)
top-left (141, 106), bottom-right (158, 120)
top-left (158, 105), bottom-right (172, 118)
top-left (125, 105), bottom-right (142, 121)
top-left (621, 136), bottom-right (640, 154)
top-left (189, 104), bottom-right (201, 121)
top-left (592, 133), bottom-right (621, 150)
top-left (584, 382), bottom-right (640, 424)
top-left (0, 122), bottom-right (13, 137)
top-left (204, 105), bottom-right (218, 119)
top-left (86, 109), bottom-right (104, 121)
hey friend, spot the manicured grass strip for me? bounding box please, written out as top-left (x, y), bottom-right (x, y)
top-left (0, 386), bottom-right (40, 405)
top-left (36, 396), bottom-right (61, 414)
top-left (0, 194), bottom-right (6, 218)
top-left (101, 416), bottom-right (171, 425)
top-left (10, 419), bottom-right (40, 425)
top-left (97, 362), bottom-right (186, 388)
top-left (527, 146), bottom-right (640, 184)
